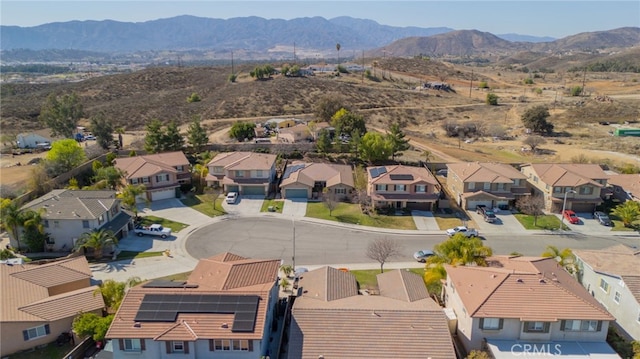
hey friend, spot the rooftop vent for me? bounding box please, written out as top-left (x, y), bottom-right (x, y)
top-left (133, 322), bottom-right (141, 328)
top-left (539, 279), bottom-right (546, 284)
top-left (516, 278), bottom-right (524, 283)
top-left (221, 323), bottom-right (229, 329)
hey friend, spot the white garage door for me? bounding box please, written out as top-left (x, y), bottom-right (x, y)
top-left (151, 188), bottom-right (175, 201)
top-left (467, 200), bottom-right (492, 210)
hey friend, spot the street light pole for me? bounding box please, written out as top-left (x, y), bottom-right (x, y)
top-left (560, 190), bottom-right (576, 230)
top-left (292, 217), bottom-right (296, 270)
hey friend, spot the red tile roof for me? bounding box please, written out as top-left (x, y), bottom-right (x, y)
top-left (114, 151), bottom-right (189, 179)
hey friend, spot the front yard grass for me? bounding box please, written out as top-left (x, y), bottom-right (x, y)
top-left (514, 214), bottom-right (568, 230)
top-left (8, 341), bottom-right (74, 359)
top-left (138, 215), bottom-right (188, 233)
top-left (180, 193), bottom-right (226, 217)
top-left (351, 268), bottom-right (425, 290)
top-left (610, 219), bottom-right (639, 231)
top-left (260, 199), bottom-right (284, 213)
top-left (306, 202), bottom-right (416, 230)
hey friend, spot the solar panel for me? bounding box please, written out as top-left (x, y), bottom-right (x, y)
top-left (154, 311), bottom-right (177, 321)
top-left (236, 296), bottom-right (257, 304)
top-left (234, 311), bottom-right (256, 321)
top-left (282, 164), bottom-right (306, 180)
top-left (134, 311), bottom-right (156, 321)
top-left (369, 166), bottom-right (388, 178)
top-left (232, 321), bottom-right (255, 332)
top-left (389, 174), bottom-right (413, 181)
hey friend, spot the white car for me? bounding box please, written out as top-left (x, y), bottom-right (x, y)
top-left (225, 192), bottom-right (238, 204)
top-left (413, 249), bottom-right (434, 263)
top-left (446, 226), bottom-right (478, 237)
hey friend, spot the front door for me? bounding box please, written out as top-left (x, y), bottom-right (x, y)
top-left (396, 201), bottom-right (402, 209)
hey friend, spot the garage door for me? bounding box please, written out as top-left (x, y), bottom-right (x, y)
top-left (243, 186), bottom-right (265, 196)
top-left (226, 185), bottom-right (239, 193)
top-left (467, 200), bottom-right (492, 210)
top-left (407, 202), bottom-right (431, 211)
top-left (151, 189), bottom-right (176, 201)
top-left (285, 188), bottom-right (308, 199)
top-left (572, 203), bottom-right (596, 213)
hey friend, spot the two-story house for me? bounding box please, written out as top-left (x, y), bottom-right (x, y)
top-left (607, 173), bottom-right (640, 203)
top-left (106, 252), bottom-right (281, 359)
top-left (205, 152), bottom-right (277, 196)
top-left (367, 164), bottom-right (440, 210)
top-left (446, 162), bottom-right (529, 210)
top-left (20, 189), bottom-right (133, 251)
top-left (444, 255), bottom-right (617, 357)
top-left (114, 151), bottom-right (191, 202)
top-left (288, 267), bottom-right (456, 358)
top-left (520, 163), bottom-right (608, 212)
top-left (574, 245), bottom-right (640, 341)
top-left (280, 161), bottom-right (354, 200)
top-left (0, 256), bottom-right (105, 357)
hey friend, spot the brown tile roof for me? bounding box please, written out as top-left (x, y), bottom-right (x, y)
top-left (207, 151), bottom-right (276, 171)
top-left (114, 151), bottom-right (188, 179)
top-left (523, 163), bottom-right (607, 187)
top-left (280, 161), bottom-right (354, 189)
top-left (289, 268), bottom-right (454, 358)
top-left (106, 253), bottom-right (279, 341)
top-left (574, 245), bottom-right (640, 302)
top-left (368, 164), bottom-right (438, 185)
top-left (446, 256), bottom-right (613, 322)
top-left (21, 189), bottom-right (118, 220)
top-left (607, 173), bottom-right (640, 196)
top-left (1, 256), bottom-right (103, 323)
top-left (447, 162), bottom-right (526, 183)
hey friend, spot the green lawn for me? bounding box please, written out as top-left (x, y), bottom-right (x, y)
top-left (8, 341), bottom-right (74, 359)
top-left (179, 193), bottom-right (226, 217)
top-left (306, 202), bottom-right (417, 230)
top-left (260, 199), bottom-right (284, 213)
top-left (514, 214), bottom-right (569, 230)
top-left (351, 268), bottom-right (425, 290)
top-left (138, 216), bottom-right (188, 233)
top-left (610, 219), bottom-right (640, 232)
top-left (116, 251), bottom-right (165, 260)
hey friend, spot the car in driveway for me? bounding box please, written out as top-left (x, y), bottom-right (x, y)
top-left (225, 192), bottom-right (238, 204)
top-left (563, 210), bottom-right (579, 224)
top-left (446, 226), bottom-right (478, 237)
top-left (593, 211), bottom-right (612, 226)
top-left (413, 249), bottom-right (434, 262)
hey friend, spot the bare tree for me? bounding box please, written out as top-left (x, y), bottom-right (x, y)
top-left (366, 238), bottom-right (402, 273)
top-left (323, 190), bottom-right (339, 216)
top-left (516, 195), bottom-right (545, 226)
top-left (523, 135), bottom-right (547, 153)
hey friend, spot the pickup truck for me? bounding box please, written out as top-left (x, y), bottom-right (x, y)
top-left (476, 205), bottom-right (497, 223)
top-left (446, 226), bottom-right (479, 238)
top-left (134, 224), bottom-right (172, 238)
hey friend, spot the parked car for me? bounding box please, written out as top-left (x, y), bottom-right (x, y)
top-left (84, 134), bottom-right (96, 140)
top-left (593, 211), bottom-right (612, 226)
top-left (563, 210), bottom-right (579, 224)
top-left (476, 205), bottom-right (497, 223)
top-left (226, 192), bottom-right (239, 204)
top-left (413, 249), bottom-right (434, 263)
top-left (134, 224), bottom-right (172, 238)
top-left (446, 226), bottom-right (478, 238)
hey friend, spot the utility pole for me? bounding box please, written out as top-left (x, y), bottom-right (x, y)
top-left (361, 50), bottom-right (365, 84)
top-left (581, 67), bottom-right (587, 97)
top-left (293, 42), bottom-right (296, 63)
top-left (292, 217), bottom-right (296, 270)
top-left (231, 51), bottom-right (234, 75)
top-left (469, 69), bottom-right (473, 98)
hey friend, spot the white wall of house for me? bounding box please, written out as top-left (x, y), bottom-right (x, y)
top-left (577, 259), bottom-right (640, 340)
top-left (16, 133), bottom-right (52, 149)
top-left (112, 339), bottom-right (263, 359)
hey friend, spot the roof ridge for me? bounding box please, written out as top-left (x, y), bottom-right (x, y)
top-left (154, 321), bottom-right (183, 340)
top-left (181, 320), bottom-right (198, 340)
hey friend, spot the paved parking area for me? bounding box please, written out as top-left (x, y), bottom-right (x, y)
top-left (468, 209), bottom-right (527, 235)
top-left (559, 212), bottom-right (614, 234)
top-left (282, 198), bottom-right (308, 218)
top-left (222, 195), bottom-right (264, 215)
top-left (411, 211), bottom-right (439, 230)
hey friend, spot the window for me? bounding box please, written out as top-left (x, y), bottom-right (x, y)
top-left (396, 184), bottom-right (406, 192)
top-left (212, 339), bottom-right (249, 351)
top-left (142, 177), bottom-right (150, 184)
top-left (523, 321), bottom-right (550, 333)
top-left (415, 185), bottom-right (426, 193)
top-left (44, 220), bottom-right (49, 228)
top-left (579, 186), bottom-right (594, 195)
top-left (375, 184), bottom-right (386, 191)
top-left (335, 188), bottom-right (346, 194)
top-left (553, 187), bottom-right (561, 193)
top-left (23, 324), bottom-right (49, 340)
top-left (256, 170), bottom-right (263, 177)
top-left (124, 339), bottom-right (141, 351)
top-left (54, 221), bottom-right (60, 228)
top-left (513, 179), bottom-right (521, 186)
top-left (480, 318), bottom-right (503, 330)
top-left (175, 165), bottom-right (184, 171)
top-left (614, 291), bottom-right (621, 303)
top-left (533, 176), bottom-right (538, 183)
top-left (82, 220), bottom-right (90, 228)
top-left (600, 278), bottom-right (610, 293)
top-left (562, 320), bottom-right (600, 332)
top-left (156, 174), bottom-right (170, 182)
top-left (483, 182), bottom-right (490, 190)
top-left (131, 178), bottom-right (139, 184)
top-left (468, 182), bottom-right (475, 190)
top-left (213, 166), bottom-right (224, 174)
top-left (172, 341), bottom-right (184, 352)
top-left (235, 170), bottom-right (244, 177)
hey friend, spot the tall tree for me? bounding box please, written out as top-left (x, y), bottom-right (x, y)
top-left (359, 132), bottom-right (393, 163)
top-left (331, 108), bottom-right (366, 138)
top-left (387, 123), bottom-right (410, 160)
top-left (163, 121), bottom-right (184, 152)
top-left (73, 313), bottom-right (114, 342)
top-left (1, 201), bottom-right (24, 250)
top-left (611, 200), bottom-right (640, 227)
top-left (229, 121), bottom-right (256, 142)
top-left (94, 277), bottom-right (141, 313)
top-left (314, 95), bottom-right (345, 123)
top-left (45, 139), bottom-right (87, 175)
top-left (316, 130), bottom-right (332, 155)
top-left (21, 209), bottom-right (46, 252)
top-left (144, 119), bottom-right (165, 153)
top-left (39, 92), bottom-right (83, 138)
top-left (118, 184), bottom-right (147, 219)
top-left (521, 105), bottom-right (554, 135)
top-left (366, 237), bottom-right (402, 273)
top-left (186, 116), bottom-right (209, 153)
top-left (516, 195), bottom-right (545, 226)
top-left (89, 111), bottom-right (114, 150)
top-left (74, 229), bottom-right (118, 260)
top-left (93, 166), bottom-right (124, 190)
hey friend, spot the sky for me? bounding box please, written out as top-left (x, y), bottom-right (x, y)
top-left (1, 1), bottom-right (639, 38)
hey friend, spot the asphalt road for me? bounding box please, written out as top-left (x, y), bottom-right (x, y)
top-left (185, 217), bottom-right (640, 266)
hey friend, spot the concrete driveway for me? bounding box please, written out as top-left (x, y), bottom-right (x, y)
top-left (469, 209), bottom-right (526, 235)
top-left (411, 211), bottom-right (439, 230)
top-left (559, 212), bottom-right (614, 234)
top-left (282, 198), bottom-right (308, 218)
top-left (222, 195), bottom-right (264, 216)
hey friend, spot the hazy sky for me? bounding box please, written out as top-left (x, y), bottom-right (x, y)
top-left (2, 1), bottom-right (639, 38)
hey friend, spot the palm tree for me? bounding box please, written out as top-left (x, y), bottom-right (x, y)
top-left (21, 209), bottom-right (46, 251)
top-left (118, 184), bottom-right (147, 219)
top-left (2, 201), bottom-right (24, 250)
top-left (611, 201), bottom-right (640, 227)
top-left (541, 245), bottom-right (577, 274)
top-left (75, 229), bottom-right (118, 260)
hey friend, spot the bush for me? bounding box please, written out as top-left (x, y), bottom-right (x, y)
top-left (523, 78), bottom-right (534, 85)
top-left (186, 92), bottom-right (201, 103)
top-left (486, 93), bottom-right (499, 106)
top-left (570, 86), bottom-right (583, 96)
top-left (228, 73), bottom-right (237, 83)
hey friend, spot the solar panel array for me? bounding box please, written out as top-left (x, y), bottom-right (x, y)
top-left (389, 174), bottom-right (414, 181)
top-left (282, 164), bottom-right (306, 180)
top-left (369, 166), bottom-right (387, 178)
top-left (134, 294), bottom-right (260, 332)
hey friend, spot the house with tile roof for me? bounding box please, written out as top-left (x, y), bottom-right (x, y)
top-left (444, 255), bottom-right (617, 357)
top-left (446, 162), bottom-right (529, 210)
top-left (520, 163), bottom-right (608, 213)
top-left (205, 152), bottom-right (277, 197)
top-left (367, 164), bottom-right (440, 210)
top-left (16, 128), bottom-right (63, 149)
top-left (0, 256), bottom-right (105, 357)
top-left (574, 245), bottom-right (640, 341)
top-left (288, 267), bottom-right (456, 359)
top-left (277, 124), bottom-right (312, 143)
top-left (280, 161), bottom-right (354, 200)
top-left (19, 189), bottom-right (133, 252)
top-left (114, 151), bottom-right (191, 202)
top-left (106, 252), bottom-right (281, 358)
top-left (606, 173), bottom-right (640, 203)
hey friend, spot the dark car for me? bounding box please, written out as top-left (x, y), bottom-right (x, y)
top-left (593, 211), bottom-right (612, 226)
